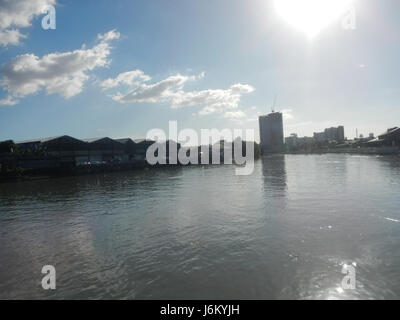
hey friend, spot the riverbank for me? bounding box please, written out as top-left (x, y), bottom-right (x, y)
top-left (0, 161), bottom-right (150, 183)
top-left (285, 146), bottom-right (400, 155)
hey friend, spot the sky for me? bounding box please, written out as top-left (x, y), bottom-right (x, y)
top-left (0, 0), bottom-right (400, 142)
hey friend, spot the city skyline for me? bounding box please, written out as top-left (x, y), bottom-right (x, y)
top-left (1, 0), bottom-right (400, 142)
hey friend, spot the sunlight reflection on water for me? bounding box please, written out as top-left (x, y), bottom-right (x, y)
top-left (1, 154), bottom-right (400, 299)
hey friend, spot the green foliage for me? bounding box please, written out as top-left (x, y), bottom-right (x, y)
top-left (0, 140), bottom-right (16, 154)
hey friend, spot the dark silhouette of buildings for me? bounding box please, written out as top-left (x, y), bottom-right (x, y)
top-left (12, 135), bottom-right (155, 168)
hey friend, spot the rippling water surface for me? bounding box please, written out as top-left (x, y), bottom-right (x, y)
top-left (1, 154), bottom-right (400, 299)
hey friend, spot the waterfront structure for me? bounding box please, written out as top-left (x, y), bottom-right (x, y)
top-left (379, 127), bottom-right (400, 146)
top-left (367, 127), bottom-right (400, 147)
top-left (141, 139), bottom-right (181, 164)
top-left (259, 112), bottom-right (284, 153)
top-left (17, 135), bottom-right (87, 154)
top-left (83, 137), bottom-right (125, 164)
top-left (283, 126), bottom-right (399, 153)
top-left (164, 140), bottom-right (181, 164)
top-left (16, 135), bottom-right (89, 168)
top-left (7, 135), bottom-right (158, 169)
top-left (133, 139), bottom-right (157, 161)
top-left (115, 138), bottom-right (137, 161)
top-left (286, 125), bottom-right (345, 152)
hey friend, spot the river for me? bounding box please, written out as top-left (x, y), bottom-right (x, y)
top-left (1, 154), bottom-right (399, 299)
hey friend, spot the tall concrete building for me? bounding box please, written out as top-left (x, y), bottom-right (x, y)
top-left (259, 112), bottom-right (284, 154)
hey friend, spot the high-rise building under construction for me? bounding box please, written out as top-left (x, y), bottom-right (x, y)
top-left (259, 112), bottom-right (284, 154)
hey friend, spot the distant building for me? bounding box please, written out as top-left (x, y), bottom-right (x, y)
top-left (83, 137), bottom-right (125, 164)
top-left (115, 138), bottom-right (137, 161)
top-left (150, 140), bottom-right (182, 164)
top-left (17, 135), bottom-right (87, 154)
top-left (17, 135), bottom-right (88, 162)
top-left (285, 133), bottom-right (298, 149)
top-left (313, 131), bottom-right (326, 142)
top-left (327, 126), bottom-right (344, 142)
top-left (376, 127), bottom-right (400, 147)
top-left (297, 136), bottom-right (314, 145)
top-left (133, 139), bottom-right (156, 161)
top-left (285, 133), bottom-right (314, 151)
top-left (13, 135), bottom-right (159, 168)
top-left (313, 126), bottom-right (345, 142)
top-left (259, 112), bottom-right (284, 153)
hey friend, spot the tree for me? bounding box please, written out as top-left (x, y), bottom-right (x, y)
top-left (0, 140), bottom-right (16, 154)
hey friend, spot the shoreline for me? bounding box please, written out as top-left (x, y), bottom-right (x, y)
top-left (284, 146), bottom-right (400, 156)
top-left (2, 151), bottom-right (399, 183)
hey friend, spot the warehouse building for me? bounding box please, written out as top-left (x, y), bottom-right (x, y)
top-left (17, 135), bottom-right (89, 167)
top-left (13, 135), bottom-right (158, 169)
top-left (367, 127), bottom-right (400, 147)
top-left (82, 137), bottom-right (125, 164)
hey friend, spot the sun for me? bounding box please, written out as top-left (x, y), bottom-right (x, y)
top-left (274, 0), bottom-right (354, 38)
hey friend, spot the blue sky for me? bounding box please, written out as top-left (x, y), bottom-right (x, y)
top-left (1, 0), bottom-right (400, 142)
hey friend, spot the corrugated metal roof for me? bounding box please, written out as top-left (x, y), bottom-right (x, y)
top-left (82, 137), bottom-right (123, 144)
top-left (16, 136), bottom-right (151, 145)
top-left (16, 135), bottom-right (66, 144)
top-left (367, 138), bottom-right (385, 143)
top-left (82, 137), bottom-right (106, 143)
top-left (115, 138), bottom-right (134, 144)
top-left (379, 127), bottom-right (400, 138)
top-left (133, 139), bottom-right (156, 144)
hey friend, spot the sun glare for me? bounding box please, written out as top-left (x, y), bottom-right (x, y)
top-left (274, 0), bottom-right (354, 38)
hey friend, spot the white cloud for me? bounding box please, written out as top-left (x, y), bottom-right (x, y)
top-left (101, 70), bottom-right (151, 90)
top-left (246, 117), bottom-right (258, 122)
top-left (0, 29), bottom-right (120, 102)
top-left (0, 29), bottom-right (26, 46)
top-left (286, 121), bottom-right (312, 128)
top-left (282, 108), bottom-right (294, 120)
top-left (112, 74), bottom-right (191, 103)
top-left (0, 95), bottom-right (19, 106)
top-left (171, 83), bottom-right (254, 115)
top-left (97, 30), bottom-right (120, 42)
top-left (220, 106), bottom-right (294, 123)
top-left (223, 110), bottom-right (246, 119)
top-left (106, 70), bottom-right (254, 116)
top-left (0, 0), bottom-right (56, 47)
top-left (197, 71), bottom-right (205, 80)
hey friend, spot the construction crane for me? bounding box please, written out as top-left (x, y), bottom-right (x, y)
top-left (271, 94), bottom-right (278, 113)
